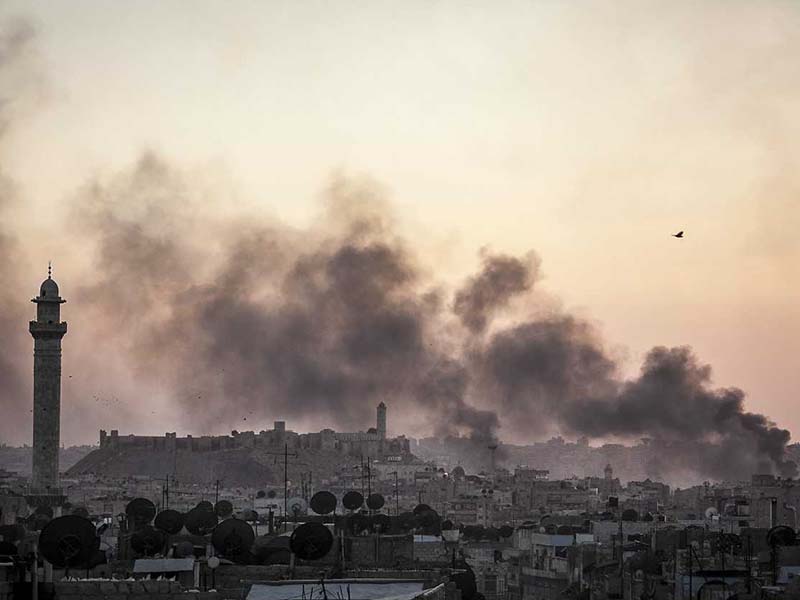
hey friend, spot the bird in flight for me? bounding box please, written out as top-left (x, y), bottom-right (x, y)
top-left (672, 231), bottom-right (684, 238)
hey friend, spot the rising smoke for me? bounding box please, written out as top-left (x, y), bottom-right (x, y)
top-left (0, 17), bottom-right (40, 443)
top-left (0, 12), bottom-right (797, 484)
top-left (41, 153), bottom-right (793, 483)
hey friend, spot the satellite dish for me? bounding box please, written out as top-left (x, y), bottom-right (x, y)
top-left (130, 526), bottom-right (166, 557)
top-left (366, 493), bottom-right (385, 511)
top-left (154, 510), bottom-right (185, 535)
top-left (287, 497), bottom-right (307, 515)
top-left (125, 498), bottom-right (156, 529)
top-left (372, 514), bottom-right (391, 533)
top-left (184, 507), bottom-right (218, 536)
top-left (38, 516), bottom-right (97, 568)
top-left (767, 525), bottom-right (796, 547)
top-left (290, 522), bottom-right (333, 560)
top-left (413, 503), bottom-right (433, 515)
top-left (239, 509), bottom-right (259, 522)
top-left (414, 507), bottom-right (441, 531)
top-left (310, 491), bottom-right (337, 515)
top-left (211, 518), bottom-right (255, 562)
top-left (342, 491), bottom-right (364, 511)
top-left (442, 530), bottom-right (460, 543)
top-left (215, 500), bottom-right (234, 519)
top-left (704, 507), bottom-right (719, 520)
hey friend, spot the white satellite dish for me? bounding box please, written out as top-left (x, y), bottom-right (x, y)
top-left (704, 507), bottom-right (719, 520)
top-left (288, 497), bottom-right (307, 515)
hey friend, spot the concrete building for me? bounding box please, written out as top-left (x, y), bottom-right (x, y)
top-left (29, 267), bottom-right (67, 493)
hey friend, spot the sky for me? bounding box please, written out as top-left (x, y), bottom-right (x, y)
top-left (1, 0), bottom-right (798, 448)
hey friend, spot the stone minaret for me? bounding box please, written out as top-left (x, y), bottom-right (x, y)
top-left (376, 402), bottom-right (387, 440)
top-left (29, 266), bottom-right (67, 492)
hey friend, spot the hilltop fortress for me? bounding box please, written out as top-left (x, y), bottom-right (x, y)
top-left (97, 402), bottom-right (408, 457)
top-left (69, 402), bottom-right (412, 485)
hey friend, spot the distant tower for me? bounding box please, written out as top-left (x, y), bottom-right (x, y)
top-left (604, 463), bottom-right (613, 480)
top-left (376, 402), bottom-right (387, 439)
top-left (29, 266), bottom-right (67, 492)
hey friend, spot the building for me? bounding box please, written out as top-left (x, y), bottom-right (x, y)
top-left (28, 267), bottom-right (67, 496)
top-left (96, 402), bottom-right (403, 459)
top-left (518, 532), bottom-right (595, 600)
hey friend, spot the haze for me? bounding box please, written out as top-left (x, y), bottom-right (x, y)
top-left (1, 0), bottom-right (798, 447)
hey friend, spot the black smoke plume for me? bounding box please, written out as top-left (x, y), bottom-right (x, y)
top-left (453, 251), bottom-right (538, 334)
top-left (46, 153), bottom-right (794, 483)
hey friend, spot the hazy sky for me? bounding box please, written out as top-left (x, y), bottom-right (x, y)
top-left (1, 0), bottom-right (798, 446)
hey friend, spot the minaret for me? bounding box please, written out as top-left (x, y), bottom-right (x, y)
top-left (29, 265), bottom-right (67, 492)
top-left (376, 402), bottom-right (387, 440)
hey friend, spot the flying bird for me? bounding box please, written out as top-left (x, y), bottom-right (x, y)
top-left (672, 231), bottom-right (684, 238)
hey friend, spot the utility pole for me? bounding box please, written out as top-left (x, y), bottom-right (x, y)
top-left (215, 479), bottom-right (220, 504)
top-left (260, 444), bottom-right (301, 531)
top-left (360, 455), bottom-right (365, 497)
top-left (366, 456), bottom-right (372, 499)
top-left (392, 471), bottom-right (399, 515)
top-left (284, 444), bottom-right (288, 527)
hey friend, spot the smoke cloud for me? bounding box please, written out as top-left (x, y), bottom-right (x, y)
top-left (453, 252), bottom-right (538, 334)
top-left (0, 16), bottom-right (40, 443)
top-left (0, 5), bottom-right (797, 484)
top-left (14, 151), bottom-right (781, 483)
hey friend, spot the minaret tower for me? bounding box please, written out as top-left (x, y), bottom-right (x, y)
top-left (29, 264), bottom-right (67, 492)
top-left (376, 402), bottom-right (387, 440)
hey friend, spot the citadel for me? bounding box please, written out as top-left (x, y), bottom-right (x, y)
top-left (97, 402), bottom-right (411, 458)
